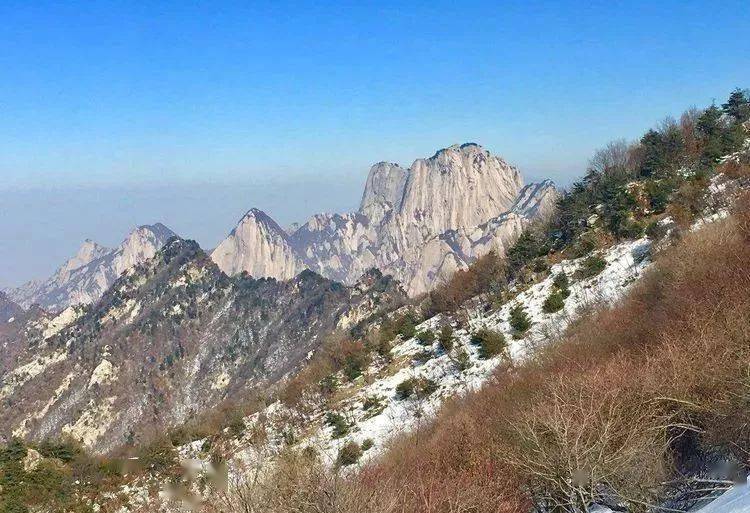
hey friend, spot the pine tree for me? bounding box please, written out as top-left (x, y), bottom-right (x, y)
top-left (722, 88), bottom-right (750, 123)
top-left (0, 438), bottom-right (27, 465)
top-left (438, 325), bottom-right (454, 351)
top-left (639, 129), bottom-right (667, 177)
top-left (508, 305), bottom-right (532, 334)
top-left (507, 230), bottom-right (549, 271)
top-left (552, 272), bottom-right (570, 291)
top-left (543, 291), bottom-right (566, 313)
top-left (697, 105), bottom-right (725, 164)
top-left (471, 328), bottom-right (507, 359)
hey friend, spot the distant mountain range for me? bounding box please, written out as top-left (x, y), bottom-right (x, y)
top-left (212, 143), bottom-right (558, 296)
top-left (5, 143), bottom-right (556, 311)
top-left (0, 142), bottom-right (557, 451)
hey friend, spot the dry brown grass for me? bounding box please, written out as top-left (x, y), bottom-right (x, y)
top-left (719, 158), bottom-right (750, 180)
top-left (279, 332), bottom-right (355, 408)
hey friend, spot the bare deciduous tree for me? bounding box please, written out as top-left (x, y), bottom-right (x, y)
top-left (587, 139), bottom-right (640, 181)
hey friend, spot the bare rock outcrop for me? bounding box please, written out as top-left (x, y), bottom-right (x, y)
top-left (211, 208), bottom-right (304, 280)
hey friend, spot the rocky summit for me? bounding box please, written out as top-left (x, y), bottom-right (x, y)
top-left (6, 223), bottom-right (177, 312)
top-left (212, 143), bottom-right (558, 295)
top-left (211, 208), bottom-right (304, 280)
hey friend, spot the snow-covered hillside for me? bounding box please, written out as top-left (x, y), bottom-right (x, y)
top-left (265, 237), bottom-right (652, 465)
top-left (106, 231), bottom-right (656, 512)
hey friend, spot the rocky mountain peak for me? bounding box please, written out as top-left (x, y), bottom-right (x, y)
top-left (7, 223), bottom-right (178, 312)
top-left (359, 162), bottom-right (409, 225)
top-left (212, 208), bottom-right (303, 280)
top-left (398, 142), bottom-right (524, 236)
top-left (75, 239), bottom-right (109, 261)
top-left (123, 223), bottom-right (177, 248)
top-left (431, 141), bottom-right (484, 158)
top-left (211, 143), bottom-right (557, 296)
top-left (56, 239), bottom-right (111, 285)
top-left (135, 222), bottom-right (175, 239)
top-left (230, 208), bottom-right (290, 237)
top-left (244, 207), bottom-right (274, 221)
top-left (114, 223), bottom-right (178, 275)
top-left (159, 236), bottom-right (200, 262)
top-left (511, 179), bottom-right (559, 219)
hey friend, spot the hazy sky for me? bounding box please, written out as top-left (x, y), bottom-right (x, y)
top-left (1, 0), bottom-right (748, 287)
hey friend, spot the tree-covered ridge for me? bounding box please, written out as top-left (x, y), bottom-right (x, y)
top-left (553, 88), bottom-right (749, 247)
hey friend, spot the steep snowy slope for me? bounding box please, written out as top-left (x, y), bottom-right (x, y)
top-left (227, 235), bottom-right (654, 468)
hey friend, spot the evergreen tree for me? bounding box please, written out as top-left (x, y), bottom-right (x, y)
top-left (722, 88), bottom-right (750, 123)
top-left (660, 123), bottom-right (686, 171)
top-left (438, 325), bottom-right (454, 351)
top-left (543, 291), bottom-right (566, 313)
top-left (0, 460), bottom-right (29, 513)
top-left (471, 328), bottom-right (507, 359)
top-left (395, 313), bottom-right (417, 339)
top-left (639, 129), bottom-right (667, 177)
top-left (337, 441), bottom-right (362, 466)
top-left (325, 412), bottom-right (350, 438)
top-left (0, 439), bottom-right (27, 465)
top-left (552, 272), bottom-right (570, 292)
top-left (0, 439), bottom-right (29, 513)
top-left (697, 105), bottom-right (725, 163)
top-left (639, 127), bottom-right (683, 178)
top-left (555, 181), bottom-right (593, 245)
top-left (38, 439), bottom-right (80, 463)
top-left (507, 230), bottom-right (549, 271)
top-left (508, 305), bottom-right (532, 334)
top-left (415, 329), bottom-right (436, 346)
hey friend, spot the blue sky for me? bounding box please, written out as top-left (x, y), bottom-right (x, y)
top-left (1, 0), bottom-right (748, 287)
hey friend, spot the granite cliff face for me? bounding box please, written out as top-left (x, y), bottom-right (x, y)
top-left (359, 162), bottom-right (409, 225)
top-left (7, 224), bottom-right (177, 312)
top-left (395, 143), bottom-right (524, 235)
top-left (211, 209), bottom-right (303, 280)
top-left (213, 143), bottom-right (558, 295)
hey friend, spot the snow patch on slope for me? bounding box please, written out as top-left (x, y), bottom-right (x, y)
top-left (311, 238), bottom-right (652, 464)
